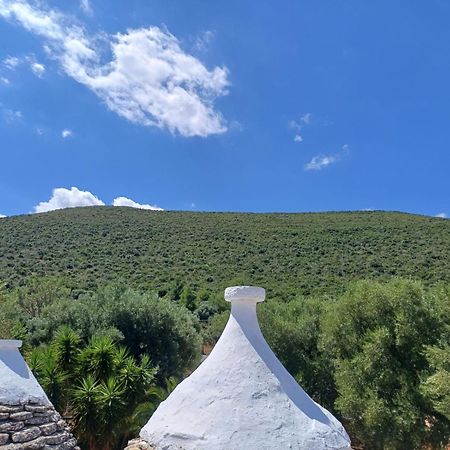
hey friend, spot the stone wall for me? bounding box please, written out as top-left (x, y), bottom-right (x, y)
top-left (0, 401), bottom-right (79, 450)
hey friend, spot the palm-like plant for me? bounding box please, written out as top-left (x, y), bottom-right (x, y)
top-left (27, 330), bottom-right (159, 450)
top-left (78, 335), bottom-right (117, 381)
top-left (52, 325), bottom-right (81, 374)
top-left (33, 346), bottom-right (68, 411)
top-left (71, 375), bottom-right (101, 450)
top-left (130, 376), bottom-right (178, 434)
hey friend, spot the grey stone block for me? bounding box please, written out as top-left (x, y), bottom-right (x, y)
top-left (0, 433), bottom-right (9, 445)
top-left (39, 423), bottom-right (57, 436)
top-left (12, 426), bottom-right (41, 443)
top-left (10, 412), bottom-right (33, 421)
top-left (0, 421), bottom-right (24, 432)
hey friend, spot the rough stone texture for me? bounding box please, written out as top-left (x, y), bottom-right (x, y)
top-left (12, 427), bottom-right (41, 443)
top-left (140, 286), bottom-right (352, 450)
top-left (10, 413), bottom-right (32, 422)
top-left (124, 438), bottom-right (156, 450)
top-left (0, 401), bottom-right (78, 450)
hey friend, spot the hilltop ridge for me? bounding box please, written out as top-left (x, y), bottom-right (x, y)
top-left (0, 207), bottom-right (448, 296)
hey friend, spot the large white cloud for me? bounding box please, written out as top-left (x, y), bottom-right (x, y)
top-left (0, 214), bottom-right (6, 218)
top-left (34, 187), bottom-right (105, 213)
top-left (0, 0), bottom-right (229, 137)
top-left (113, 196), bottom-right (163, 211)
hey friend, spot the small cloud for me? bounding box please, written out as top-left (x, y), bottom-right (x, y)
top-left (113, 196), bottom-right (163, 211)
top-left (304, 154), bottom-right (337, 171)
top-left (361, 208), bottom-right (374, 212)
top-left (2, 54), bottom-right (46, 78)
top-left (190, 202), bottom-right (196, 209)
top-left (0, 76), bottom-right (10, 85)
top-left (194, 30), bottom-right (215, 52)
top-left (3, 56), bottom-right (20, 69)
top-left (0, 214), bottom-right (6, 218)
top-left (34, 187), bottom-right (105, 213)
top-left (304, 143), bottom-right (350, 171)
top-left (435, 212), bottom-right (447, 219)
top-left (36, 127), bottom-right (45, 135)
top-left (289, 113), bottom-right (311, 132)
top-left (293, 134), bottom-right (303, 143)
top-left (30, 62), bottom-right (45, 77)
top-left (3, 108), bottom-right (22, 123)
top-left (288, 120), bottom-right (302, 131)
top-left (61, 129), bottom-right (73, 138)
top-left (80, 0), bottom-right (93, 16)
top-left (301, 113), bottom-right (311, 124)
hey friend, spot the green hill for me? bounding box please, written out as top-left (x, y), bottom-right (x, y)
top-left (0, 207), bottom-right (448, 297)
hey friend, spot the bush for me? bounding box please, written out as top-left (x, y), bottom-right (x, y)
top-left (39, 284), bottom-right (202, 379)
top-left (321, 279), bottom-right (450, 449)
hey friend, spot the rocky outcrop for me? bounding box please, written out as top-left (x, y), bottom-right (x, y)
top-left (0, 401), bottom-right (79, 450)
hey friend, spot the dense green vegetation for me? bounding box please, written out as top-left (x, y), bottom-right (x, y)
top-left (28, 329), bottom-right (158, 450)
top-left (1, 277), bottom-right (449, 448)
top-left (0, 207), bottom-right (448, 298)
top-left (0, 208), bottom-right (449, 448)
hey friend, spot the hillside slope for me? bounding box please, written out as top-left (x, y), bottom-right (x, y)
top-left (0, 207), bottom-right (448, 296)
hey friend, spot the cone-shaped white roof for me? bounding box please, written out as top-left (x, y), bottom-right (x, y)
top-left (141, 287), bottom-right (351, 450)
top-left (0, 340), bottom-right (50, 405)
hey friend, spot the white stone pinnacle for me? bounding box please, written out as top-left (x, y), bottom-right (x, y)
top-left (141, 286), bottom-right (352, 450)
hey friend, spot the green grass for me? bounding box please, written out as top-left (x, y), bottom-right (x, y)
top-left (0, 207), bottom-right (448, 297)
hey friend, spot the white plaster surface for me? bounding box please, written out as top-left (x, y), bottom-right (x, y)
top-left (0, 340), bottom-right (50, 405)
top-left (141, 286), bottom-right (351, 450)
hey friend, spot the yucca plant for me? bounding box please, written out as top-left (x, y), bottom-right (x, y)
top-left (130, 376), bottom-right (178, 434)
top-left (31, 346), bottom-right (68, 411)
top-left (27, 329), bottom-right (159, 450)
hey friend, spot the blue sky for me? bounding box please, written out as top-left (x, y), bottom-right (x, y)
top-left (0, 0), bottom-right (449, 217)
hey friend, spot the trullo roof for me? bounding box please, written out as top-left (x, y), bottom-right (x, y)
top-left (0, 340), bottom-right (50, 405)
top-left (140, 286), bottom-right (352, 450)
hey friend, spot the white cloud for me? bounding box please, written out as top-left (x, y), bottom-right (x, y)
top-left (61, 129), bottom-right (73, 138)
top-left (293, 134), bottom-right (303, 143)
top-left (3, 56), bottom-right (19, 69)
top-left (288, 119), bottom-right (301, 131)
top-left (0, 76), bottom-right (10, 85)
top-left (36, 127), bottom-right (44, 135)
top-left (304, 143), bottom-right (350, 171)
top-left (301, 113), bottom-right (311, 124)
top-left (289, 113), bottom-right (311, 133)
top-left (194, 30), bottom-right (215, 52)
top-left (0, 0), bottom-right (230, 137)
top-left (30, 61), bottom-right (45, 77)
top-left (34, 187), bottom-right (105, 213)
top-left (2, 108), bottom-right (22, 123)
top-left (113, 196), bottom-right (163, 211)
top-left (435, 212), bottom-right (447, 218)
top-left (80, 0), bottom-right (93, 16)
top-left (2, 54), bottom-right (46, 77)
top-left (304, 154), bottom-right (337, 171)
top-left (0, 214), bottom-right (6, 218)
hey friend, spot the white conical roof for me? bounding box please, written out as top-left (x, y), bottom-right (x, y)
top-left (0, 340), bottom-right (50, 405)
top-left (141, 286), bottom-right (351, 450)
